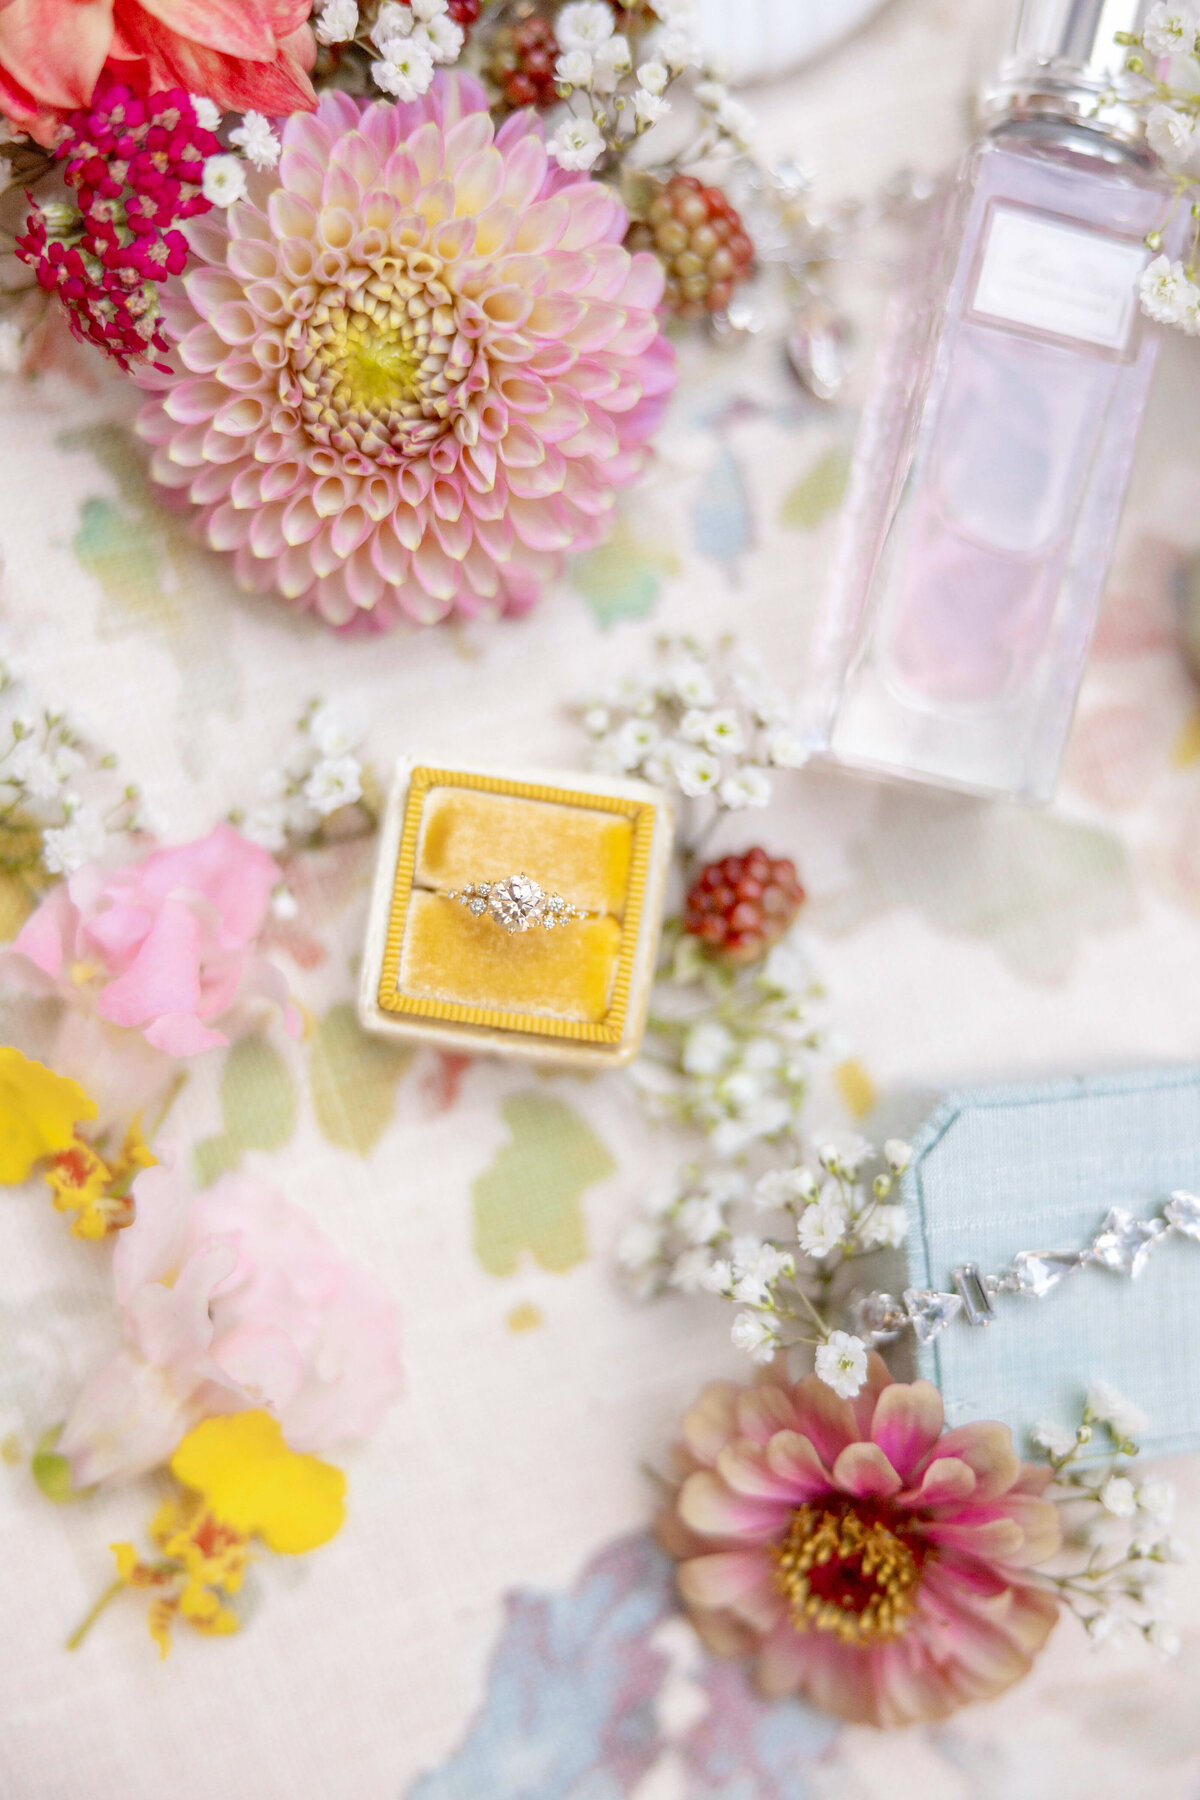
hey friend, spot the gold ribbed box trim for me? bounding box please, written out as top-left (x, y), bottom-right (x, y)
top-left (377, 766), bottom-right (657, 1045)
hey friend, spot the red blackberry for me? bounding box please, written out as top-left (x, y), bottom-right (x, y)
top-left (627, 174), bottom-right (755, 319)
top-left (446, 0), bottom-right (480, 22)
top-left (684, 849), bottom-right (804, 963)
top-left (488, 14), bottom-right (560, 110)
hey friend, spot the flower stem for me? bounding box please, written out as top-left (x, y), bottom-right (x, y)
top-left (66, 1578), bottom-right (125, 1651)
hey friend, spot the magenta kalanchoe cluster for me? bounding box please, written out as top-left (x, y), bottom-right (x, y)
top-left (16, 80), bottom-right (218, 372)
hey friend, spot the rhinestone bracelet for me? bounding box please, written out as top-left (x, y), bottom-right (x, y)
top-left (852, 1191), bottom-right (1200, 1350)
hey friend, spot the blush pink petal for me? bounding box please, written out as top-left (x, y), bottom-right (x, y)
top-left (677, 1471), bottom-right (790, 1545)
top-left (869, 1376), bottom-right (945, 1479)
top-left (830, 1440), bottom-right (903, 1500)
top-left (920, 1421), bottom-right (1022, 1500)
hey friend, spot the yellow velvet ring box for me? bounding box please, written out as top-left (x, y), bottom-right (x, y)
top-left (358, 759), bottom-right (674, 1067)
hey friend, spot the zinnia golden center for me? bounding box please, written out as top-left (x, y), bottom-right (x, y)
top-left (772, 1500), bottom-right (924, 1645)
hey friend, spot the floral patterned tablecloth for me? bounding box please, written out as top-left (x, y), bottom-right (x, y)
top-left (4, 0), bottom-right (1200, 1795)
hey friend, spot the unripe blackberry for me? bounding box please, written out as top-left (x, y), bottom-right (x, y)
top-left (489, 14), bottom-right (560, 109)
top-left (628, 174), bottom-right (755, 319)
top-left (684, 848), bottom-right (804, 963)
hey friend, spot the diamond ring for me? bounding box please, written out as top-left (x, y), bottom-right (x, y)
top-left (443, 873), bottom-right (593, 935)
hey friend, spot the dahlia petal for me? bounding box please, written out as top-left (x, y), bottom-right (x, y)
top-left (508, 496), bottom-right (572, 552)
top-left (330, 504), bottom-right (372, 559)
top-left (869, 1377), bottom-right (944, 1480)
top-left (313, 87), bottom-right (361, 138)
top-left (459, 543), bottom-right (501, 597)
top-left (279, 145), bottom-right (326, 206)
top-left (830, 1440), bottom-right (903, 1499)
top-left (498, 135), bottom-right (550, 213)
top-left (902, 1455), bottom-right (977, 1507)
top-left (0, 0), bottom-right (111, 112)
top-left (620, 250), bottom-right (668, 311)
top-left (135, 0), bottom-right (276, 59)
top-left (558, 413), bottom-right (619, 461)
top-left (345, 545), bottom-right (384, 611)
top-left (677, 1471), bottom-right (790, 1545)
top-left (506, 455), bottom-right (565, 502)
top-left (400, 579), bottom-right (453, 626)
top-left (680, 1381), bottom-right (740, 1465)
top-left (558, 188), bottom-right (626, 251)
top-left (277, 543), bottom-right (317, 599)
top-left (470, 513), bottom-right (513, 563)
top-left (474, 203), bottom-right (518, 260)
top-left (922, 1422), bottom-right (1021, 1501)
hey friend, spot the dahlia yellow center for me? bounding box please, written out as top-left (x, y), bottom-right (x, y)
top-left (333, 313), bottom-right (424, 411)
top-left (772, 1502), bottom-right (924, 1645)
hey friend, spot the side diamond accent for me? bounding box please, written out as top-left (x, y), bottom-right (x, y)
top-left (1088, 1207), bottom-right (1165, 1279)
top-left (903, 1288), bottom-right (962, 1347)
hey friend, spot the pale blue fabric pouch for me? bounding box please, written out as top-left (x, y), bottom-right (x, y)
top-left (901, 1067), bottom-right (1200, 1458)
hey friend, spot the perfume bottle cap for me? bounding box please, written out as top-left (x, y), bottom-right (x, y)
top-left (979, 0), bottom-right (1155, 156)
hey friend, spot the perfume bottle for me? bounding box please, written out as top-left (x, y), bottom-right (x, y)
top-left (810, 0), bottom-right (1183, 802)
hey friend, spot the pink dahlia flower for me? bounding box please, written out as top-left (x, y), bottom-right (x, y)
top-left (3, 823), bottom-right (290, 1056)
top-left (657, 1357), bottom-right (1062, 1727)
top-left (136, 74), bottom-right (676, 630)
top-left (0, 0), bottom-right (315, 144)
top-left (59, 1165), bottom-right (403, 1484)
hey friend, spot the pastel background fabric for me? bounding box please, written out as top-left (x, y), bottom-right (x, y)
top-left (4, 0), bottom-right (1200, 1794)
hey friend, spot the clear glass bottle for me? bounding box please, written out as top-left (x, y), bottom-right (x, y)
top-left (808, 0), bottom-right (1183, 802)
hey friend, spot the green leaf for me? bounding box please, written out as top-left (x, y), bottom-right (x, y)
top-left (780, 446), bottom-right (850, 531)
top-left (472, 1093), bottom-right (614, 1277)
top-left (193, 1034), bottom-right (297, 1186)
top-left (32, 1426), bottom-right (77, 1504)
top-left (310, 1002), bottom-right (414, 1155)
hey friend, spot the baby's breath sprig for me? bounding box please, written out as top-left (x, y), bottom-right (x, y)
top-left (233, 700), bottom-right (377, 868)
top-left (617, 1139), bottom-right (912, 1398)
top-left (1030, 1382), bottom-right (1184, 1656)
top-left (578, 635), bottom-right (806, 861)
top-left (0, 660), bottom-right (144, 883)
top-left (1118, 4), bottom-right (1200, 330)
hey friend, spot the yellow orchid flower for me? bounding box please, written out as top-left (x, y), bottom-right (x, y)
top-left (0, 1046), bottom-right (97, 1184)
top-left (69, 1414), bottom-right (345, 1658)
top-left (170, 1412), bottom-right (346, 1555)
top-left (44, 1118), bottom-right (156, 1239)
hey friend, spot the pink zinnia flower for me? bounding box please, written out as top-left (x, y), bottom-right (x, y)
top-left (136, 74), bottom-right (676, 630)
top-left (0, 0), bottom-right (315, 144)
top-left (657, 1357), bottom-right (1062, 1727)
top-left (3, 823), bottom-right (291, 1056)
top-left (58, 1165), bottom-right (403, 1485)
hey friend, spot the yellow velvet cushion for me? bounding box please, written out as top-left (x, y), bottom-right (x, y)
top-left (415, 788), bottom-right (633, 917)
top-left (400, 890), bottom-right (624, 1023)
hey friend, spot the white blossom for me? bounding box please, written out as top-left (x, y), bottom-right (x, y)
top-left (0, 318), bottom-right (22, 374)
top-left (304, 754), bottom-right (363, 816)
top-left (699, 1168), bottom-right (748, 1206)
top-left (1139, 253), bottom-right (1191, 325)
top-left (1032, 1421), bottom-right (1077, 1458)
top-left (731, 1310), bottom-right (780, 1363)
top-left (1087, 1379), bottom-right (1149, 1441)
top-left (42, 805), bottom-right (105, 875)
top-left (815, 1331), bottom-right (869, 1398)
top-left (856, 1203), bottom-right (908, 1251)
top-left (583, 705), bottom-right (610, 737)
top-left (556, 48), bottom-right (594, 85)
top-left (719, 767), bottom-right (771, 809)
top-left (371, 1), bottom-right (413, 47)
top-left (591, 33), bottom-right (632, 93)
top-left (682, 1019), bottom-right (734, 1076)
top-left (270, 885), bottom-right (298, 920)
top-left (659, 29), bottom-right (697, 71)
top-left (548, 116), bottom-right (605, 172)
top-left (414, 13), bottom-right (464, 62)
top-left (796, 1193), bottom-right (848, 1260)
top-left (760, 933), bottom-right (809, 997)
top-left (1100, 1476), bottom-right (1138, 1518)
top-left (753, 1166), bottom-right (816, 1209)
top-left (242, 801), bottom-right (289, 852)
top-left (716, 96), bottom-right (756, 143)
top-left (677, 1195), bottom-right (725, 1246)
top-left (633, 88), bottom-right (670, 125)
top-left (315, 0), bottom-right (358, 42)
top-left (765, 726), bottom-right (806, 769)
top-left (673, 745), bottom-right (722, 797)
top-left (698, 1257), bottom-right (733, 1294)
top-left (556, 1), bottom-right (615, 53)
top-left (8, 736), bottom-right (64, 797)
top-left (677, 708), bottom-right (710, 745)
top-left (410, 0), bottom-right (447, 18)
top-left (701, 708), bottom-right (744, 755)
top-left (1137, 1479), bottom-right (1176, 1522)
top-left (1180, 282), bottom-right (1200, 335)
top-left (229, 111), bottom-right (281, 171)
top-left (695, 79), bottom-right (725, 109)
top-left (307, 702), bottom-right (358, 757)
top-left (666, 659), bottom-right (716, 706)
top-left (884, 1138), bottom-right (912, 1175)
top-left (202, 155), bottom-right (248, 207)
top-left (189, 94), bottom-right (222, 130)
top-left (1147, 1620), bottom-right (1182, 1658)
top-left (372, 38), bottom-right (436, 99)
top-left (617, 1219), bottom-right (664, 1272)
top-left (668, 1247), bottom-right (716, 1293)
top-left (638, 60), bottom-right (669, 94)
top-left (1147, 103), bottom-right (1200, 170)
top-left (1143, 3), bottom-right (1199, 57)
top-left (612, 716), bottom-right (661, 770)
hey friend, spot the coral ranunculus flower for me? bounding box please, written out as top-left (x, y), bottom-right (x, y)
top-left (136, 74), bottom-right (677, 630)
top-left (658, 1358), bottom-right (1062, 1727)
top-left (0, 0), bottom-right (316, 142)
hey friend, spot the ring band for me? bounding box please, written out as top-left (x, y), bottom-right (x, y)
top-left (444, 873), bottom-right (593, 935)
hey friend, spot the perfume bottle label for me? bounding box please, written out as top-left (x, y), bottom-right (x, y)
top-left (971, 206), bottom-right (1147, 351)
